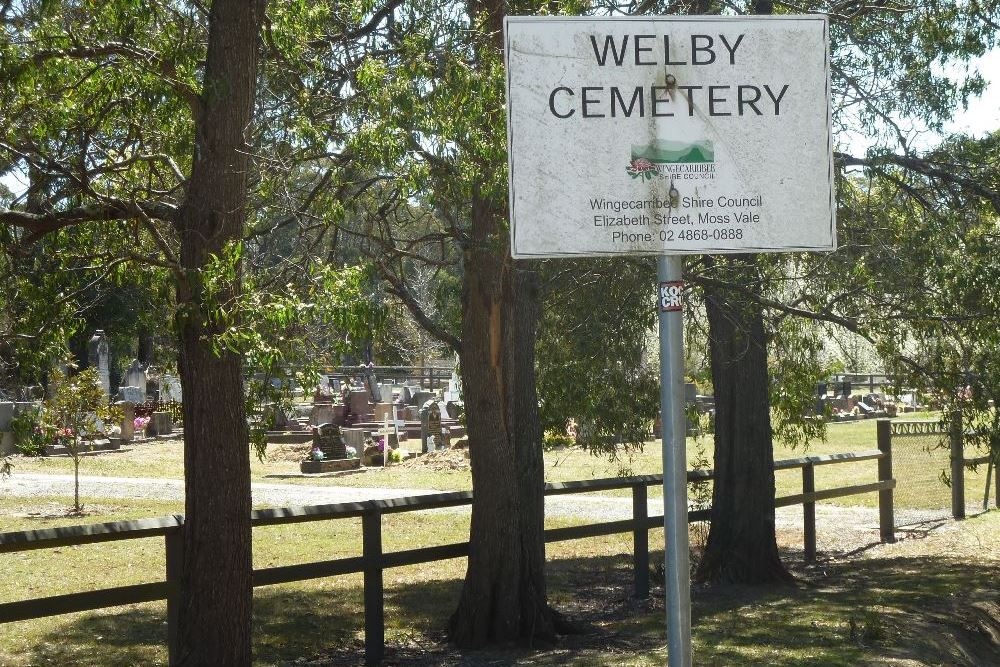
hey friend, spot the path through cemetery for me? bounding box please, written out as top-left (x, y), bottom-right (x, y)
top-left (1, 472), bottom-right (902, 550)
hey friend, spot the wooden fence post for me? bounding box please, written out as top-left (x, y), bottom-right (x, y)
top-left (632, 484), bottom-right (649, 598)
top-left (802, 463), bottom-right (816, 562)
top-left (363, 508), bottom-right (384, 666)
top-left (165, 521), bottom-right (183, 666)
top-left (951, 410), bottom-right (965, 520)
top-left (876, 419), bottom-right (895, 543)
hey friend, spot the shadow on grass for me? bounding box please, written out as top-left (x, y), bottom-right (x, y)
top-left (22, 550), bottom-right (1000, 667)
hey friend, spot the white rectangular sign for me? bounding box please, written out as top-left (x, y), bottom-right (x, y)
top-left (505, 16), bottom-right (836, 258)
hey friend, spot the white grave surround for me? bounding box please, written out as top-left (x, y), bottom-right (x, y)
top-left (505, 15), bottom-right (835, 258)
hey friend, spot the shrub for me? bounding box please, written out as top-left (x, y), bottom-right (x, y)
top-left (9, 407), bottom-right (51, 457)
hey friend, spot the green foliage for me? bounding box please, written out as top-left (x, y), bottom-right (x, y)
top-left (46, 367), bottom-right (111, 511)
top-left (542, 431), bottom-right (574, 450)
top-left (9, 406), bottom-right (50, 457)
top-left (537, 258), bottom-right (660, 458)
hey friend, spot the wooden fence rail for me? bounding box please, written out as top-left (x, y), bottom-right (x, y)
top-left (0, 447), bottom-right (896, 666)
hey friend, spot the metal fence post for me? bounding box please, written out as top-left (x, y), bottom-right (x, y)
top-left (876, 419), bottom-right (895, 543)
top-left (951, 410), bottom-right (965, 520)
top-left (802, 463), bottom-right (816, 562)
top-left (165, 520), bottom-right (183, 666)
top-left (363, 508), bottom-right (384, 666)
top-left (632, 484), bottom-right (649, 598)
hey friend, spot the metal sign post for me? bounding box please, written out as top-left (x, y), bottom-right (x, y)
top-left (657, 255), bottom-right (691, 667)
top-left (503, 16), bottom-right (836, 666)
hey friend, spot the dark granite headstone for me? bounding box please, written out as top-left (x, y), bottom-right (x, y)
top-left (314, 423), bottom-right (347, 460)
top-left (420, 401), bottom-right (442, 453)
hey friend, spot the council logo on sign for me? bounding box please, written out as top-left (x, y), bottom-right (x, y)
top-left (626, 138), bottom-right (717, 182)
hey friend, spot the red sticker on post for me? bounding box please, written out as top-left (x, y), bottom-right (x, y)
top-left (659, 281), bottom-right (684, 312)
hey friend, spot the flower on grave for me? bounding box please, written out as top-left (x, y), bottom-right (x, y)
top-left (377, 437), bottom-right (386, 453)
top-left (133, 416), bottom-right (151, 432)
top-left (310, 446), bottom-right (325, 461)
top-left (345, 446), bottom-right (358, 458)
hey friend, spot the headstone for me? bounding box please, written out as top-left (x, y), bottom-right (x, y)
top-left (410, 390), bottom-right (434, 407)
top-left (148, 411), bottom-right (173, 436)
top-left (349, 389), bottom-right (372, 417)
top-left (124, 360), bottom-right (147, 395)
top-left (817, 382), bottom-right (828, 396)
top-left (374, 403), bottom-right (395, 424)
top-left (160, 375), bottom-right (182, 402)
top-left (116, 386), bottom-right (145, 404)
top-left (341, 428), bottom-right (368, 450)
top-left (420, 400), bottom-right (442, 454)
top-left (145, 366), bottom-right (161, 401)
top-left (840, 380), bottom-right (852, 397)
top-left (396, 385), bottom-right (413, 405)
top-left (329, 378), bottom-right (342, 393)
top-left (364, 371), bottom-right (381, 402)
top-left (313, 423), bottom-right (348, 460)
top-left (444, 370), bottom-right (462, 402)
top-left (0, 402), bottom-right (14, 432)
top-left (117, 401), bottom-right (135, 442)
top-left (310, 403), bottom-right (338, 426)
top-left (87, 330), bottom-right (111, 397)
top-left (380, 383), bottom-right (396, 403)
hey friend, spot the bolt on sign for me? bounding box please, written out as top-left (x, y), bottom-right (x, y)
top-left (504, 16), bottom-right (836, 259)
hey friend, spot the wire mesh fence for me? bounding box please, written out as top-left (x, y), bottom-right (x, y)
top-left (889, 420), bottom-right (955, 525)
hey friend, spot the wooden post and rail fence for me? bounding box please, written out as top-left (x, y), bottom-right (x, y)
top-left (1, 417), bottom-right (994, 665)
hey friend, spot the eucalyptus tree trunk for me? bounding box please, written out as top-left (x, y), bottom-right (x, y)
top-left (695, 255), bottom-right (791, 584)
top-left (449, 195), bottom-right (555, 646)
top-left (173, 0), bottom-right (266, 663)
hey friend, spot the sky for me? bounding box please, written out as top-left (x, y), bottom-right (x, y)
top-left (3, 49), bottom-right (999, 198)
top-left (946, 50), bottom-right (1000, 136)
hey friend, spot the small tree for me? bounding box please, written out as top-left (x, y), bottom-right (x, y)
top-left (46, 367), bottom-right (110, 513)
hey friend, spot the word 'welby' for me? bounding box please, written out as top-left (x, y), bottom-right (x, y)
top-left (590, 34), bottom-right (746, 67)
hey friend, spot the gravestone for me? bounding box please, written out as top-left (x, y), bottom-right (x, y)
top-left (124, 360), bottom-right (147, 395)
top-left (145, 366), bottom-right (161, 401)
top-left (840, 380), bottom-right (852, 397)
top-left (117, 401), bottom-right (136, 442)
top-left (0, 402), bottom-right (14, 432)
top-left (313, 423), bottom-right (348, 460)
top-left (160, 375), bottom-right (182, 402)
top-left (148, 412), bottom-right (173, 436)
top-left (396, 385), bottom-right (413, 405)
top-left (420, 400), bottom-right (442, 453)
top-left (87, 330), bottom-right (111, 397)
top-left (300, 423), bottom-right (360, 473)
top-left (410, 390), bottom-right (434, 408)
top-left (341, 428), bottom-right (368, 450)
top-left (310, 403), bottom-right (338, 426)
top-left (373, 403), bottom-right (394, 423)
top-left (444, 370), bottom-right (462, 402)
top-left (116, 386), bottom-right (145, 404)
top-left (349, 389), bottom-right (371, 418)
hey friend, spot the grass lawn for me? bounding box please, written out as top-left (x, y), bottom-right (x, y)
top-left (7, 412), bottom-right (991, 512)
top-left (1, 494), bottom-right (998, 666)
